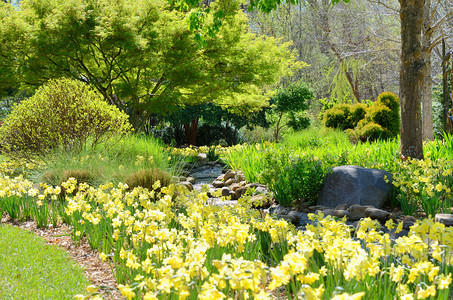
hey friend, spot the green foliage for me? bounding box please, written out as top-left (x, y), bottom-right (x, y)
top-left (0, 78), bottom-right (132, 158)
top-left (36, 134), bottom-right (181, 188)
top-left (269, 83), bottom-right (314, 141)
top-left (0, 0), bottom-right (300, 130)
top-left (272, 83), bottom-right (313, 113)
top-left (283, 127), bottom-right (350, 149)
top-left (324, 92), bottom-right (400, 141)
top-left (261, 154), bottom-right (330, 207)
top-left (0, 225), bottom-right (89, 299)
top-left (374, 92), bottom-right (400, 136)
top-left (354, 121), bottom-right (392, 142)
top-left (323, 103), bottom-right (353, 130)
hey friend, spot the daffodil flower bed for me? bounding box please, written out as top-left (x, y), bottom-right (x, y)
top-left (0, 174), bottom-right (452, 300)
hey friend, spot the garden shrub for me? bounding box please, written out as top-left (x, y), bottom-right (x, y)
top-left (349, 103), bottom-right (367, 126)
top-left (323, 102), bottom-right (368, 131)
top-left (375, 91), bottom-right (400, 136)
top-left (0, 78), bottom-right (132, 158)
top-left (352, 92), bottom-right (400, 141)
top-left (355, 121), bottom-right (392, 142)
top-left (124, 168), bottom-right (172, 192)
top-left (323, 103), bottom-right (352, 130)
top-left (325, 92), bottom-right (400, 141)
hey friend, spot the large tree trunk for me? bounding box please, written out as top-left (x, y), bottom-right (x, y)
top-left (421, 0), bottom-right (434, 141)
top-left (399, 0), bottom-right (425, 160)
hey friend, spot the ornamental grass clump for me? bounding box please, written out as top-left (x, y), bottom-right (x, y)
top-left (0, 78), bottom-right (132, 158)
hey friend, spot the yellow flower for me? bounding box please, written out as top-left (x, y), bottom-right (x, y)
top-left (417, 285), bottom-right (436, 299)
top-left (118, 284), bottom-right (135, 300)
top-left (331, 292), bottom-right (365, 300)
top-left (437, 273), bottom-right (452, 289)
top-left (86, 285), bottom-right (98, 294)
top-left (99, 252), bottom-right (108, 261)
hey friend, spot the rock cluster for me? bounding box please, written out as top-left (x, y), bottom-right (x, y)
top-left (212, 170), bottom-right (268, 201)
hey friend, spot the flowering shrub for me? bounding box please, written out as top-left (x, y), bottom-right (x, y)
top-left (0, 78), bottom-right (132, 158)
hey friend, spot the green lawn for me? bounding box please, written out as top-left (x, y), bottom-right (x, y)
top-left (0, 224), bottom-right (89, 300)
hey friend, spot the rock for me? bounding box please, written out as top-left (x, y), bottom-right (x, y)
top-left (348, 204), bottom-right (367, 221)
top-left (365, 207), bottom-right (390, 221)
top-left (230, 183), bottom-right (241, 191)
top-left (221, 187), bottom-right (231, 197)
top-left (212, 180), bottom-right (225, 188)
top-left (318, 165), bottom-right (393, 209)
top-left (254, 187), bottom-right (267, 194)
top-left (278, 213), bottom-right (299, 225)
top-left (172, 176), bottom-right (181, 183)
top-left (296, 212), bottom-right (311, 227)
top-left (216, 174), bottom-right (225, 181)
top-left (224, 170), bottom-right (236, 181)
top-left (186, 176), bottom-right (196, 184)
top-left (239, 180), bottom-right (247, 186)
top-left (234, 187), bottom-right (247, 199)
top-left (334, 210), bottom-right (350, 218)
top-left (224, 178), bottom-right (236, 186)
top-left (308, 205), bottom-right (327, 211)
top-left (178, 181), bottom-right (193, 191)
top-left (435, 214), bottom-right (453, 226)
top-left (322, 209), bottom-right (336, 217)
top-left (246, 183), bottom-right (260, 189)
top-left (236, 172), bottom-right (246, 182)
top-left (323, 209), bottom-right (349, 219)
top-left (335, 203), bottom-right (348, 210)
top-left (269, 205), bottom-right (290, 216)
top-left (229, 190), bottom-right (237, 199)
top-left (250, 195), bottom-right (269, 207)
top-left (403, 215), bottom-right (417, 229)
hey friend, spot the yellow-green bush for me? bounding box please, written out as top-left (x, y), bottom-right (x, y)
top-left (0, 78), bottom-right (132, 157)
top-left (355, 121), bottom-right (392, 142)
top-left (323, 103), bottom-right (353, 130)
top-left (323, 103), bottom-right (367, 131)
top-left (375, 91), bottom-right (400, 135)
top-left (324, 92), bottom-right (400, 141)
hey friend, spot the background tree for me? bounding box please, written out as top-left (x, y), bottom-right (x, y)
top-left (269, 83), bottom-right (314, 141)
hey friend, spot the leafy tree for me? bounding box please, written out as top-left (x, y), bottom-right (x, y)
top-left (0, 0), bottom-right (300, 131)
top-left (269, 83), bottom-right (314, 141)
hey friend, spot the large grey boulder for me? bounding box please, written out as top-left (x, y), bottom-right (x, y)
top-left (318, 165), bottom-right (392, 209)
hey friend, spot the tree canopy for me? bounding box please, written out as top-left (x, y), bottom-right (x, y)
top-left (0, 0), bottom-right (301, 130)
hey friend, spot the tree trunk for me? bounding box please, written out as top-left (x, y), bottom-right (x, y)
top-left (421, 0), bottom-right (434, 140)
top-left (399, 0), bottom-right (425, 160)
top-left (184, 117), bottom-right (199, 146)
